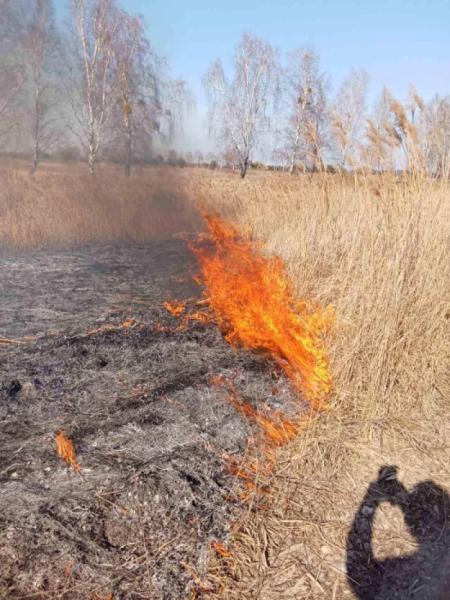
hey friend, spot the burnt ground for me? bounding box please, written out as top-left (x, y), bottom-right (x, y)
top-left (0, 240), bottom-right (298, 600)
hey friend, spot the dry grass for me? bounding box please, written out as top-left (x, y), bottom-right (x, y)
top-left (0, 161), bottom-right (199, 249)
top-left (182, 169), bottom-right (450, 598)
top-left (1, 162), bottom-right (449, 597)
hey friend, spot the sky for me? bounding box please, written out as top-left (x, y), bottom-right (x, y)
top-left (120, 0), bottom-right (450, 151)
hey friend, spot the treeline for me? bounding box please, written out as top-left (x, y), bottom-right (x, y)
top-left (0, 0), bottom-right (189, 173)
top-left (1, 5), bottom-right (449, 178)
top-left (204, 33), bottom-right (450, 178)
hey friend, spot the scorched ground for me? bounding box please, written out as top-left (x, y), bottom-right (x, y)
top-left (0, 239), bottom-right (298, 599)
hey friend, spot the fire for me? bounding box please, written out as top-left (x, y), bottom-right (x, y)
top-left (163, 300), bottom-right (187, 317)
top-left (192, 215), bottom-right (332, 409)
top-left (211, 541), bottom-right (231, 558)
top-left (55, 430), bottom-right (80, 472)
top-left (213, 374), bottom-right (302, 447)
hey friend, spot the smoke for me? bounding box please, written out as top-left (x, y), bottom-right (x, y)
top-left (0, 162), bottom-right (201, 250)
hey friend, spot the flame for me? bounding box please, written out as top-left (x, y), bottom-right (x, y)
top-left (121, 318), bottom-right (137, 329)
top-left (211, 541), bottom-right (231, 558)
top-left (84, 319), bottom-right (139, 337)
top-left (157, 215), bottom-right (333, 540)
top-left (164, 300), bottom-right (187, 317)
top-left (192, 215), bottom-right (332, 409)
top-left (55, 430), bottom-right (80, 472)
top-left (213, 374), bottom-right (302, 447)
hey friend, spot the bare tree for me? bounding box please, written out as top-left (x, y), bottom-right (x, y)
top-left (331, 69), bottom-right (368, 169)
top-left (423, 95), bottom-right (450, 178)
top-left (193, 150), bottom-right (204, 165)
top-left (112, 11), bottom-right (155, 175)
top-left (0, 0), bottom-right (26, 141)
top-left (276, 48), bottom-right (329, 174)
top-left (204, 32), bottom-right (278, 178)
top-left (164, 78), bottom-right (192, 140)
top-left (111, 16), bottom-right (190, 173)
top-left (70, 0), bottom-right (119, 173)
top-left (0, 70), bottom-right (25, 140)
top-left (24, 0), bottom-right (61, 172)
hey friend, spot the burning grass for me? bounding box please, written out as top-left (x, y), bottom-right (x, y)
top-left (184, 169), bottom-right (450, 599)
top-left (187, 170), bottom-right (449, 420)
top-left (55, 429), bottom-right (81, 472)
top-left (191, 215), bottom-right (333, 408)
top-left (162, 211), bottom-right (332, 498)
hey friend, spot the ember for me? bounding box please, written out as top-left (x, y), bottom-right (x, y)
top-left (164, 300), bottom-right (187, 317)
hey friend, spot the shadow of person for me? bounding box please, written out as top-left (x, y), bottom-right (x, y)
top-left (346, 466), bottom-right (450, 600)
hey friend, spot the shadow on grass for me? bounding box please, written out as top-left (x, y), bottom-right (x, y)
top-left (346, 465), bottom-right (450, 600)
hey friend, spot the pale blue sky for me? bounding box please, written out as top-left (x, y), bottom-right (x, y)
top-left (120, 0), bottom-right (450, 150)
top-left (62, 0), bottom-right (449, 150)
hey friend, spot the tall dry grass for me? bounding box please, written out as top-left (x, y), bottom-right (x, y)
top-left (0, 162), bottom-right (199, 249)
top-left (189, 170), bottom-right (448, 423)
top-left (182, 169), bottom-right (449, 598)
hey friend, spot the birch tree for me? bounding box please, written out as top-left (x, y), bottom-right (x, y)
top-left (24, 0), bottom-right (61, 172)
top-left (204, 32), bottom-right (278, 178)
top-left (71, 0), bottom-right (119, 173)
top-left (331, 69), bottom-right (368, 169)
top-left (424, 95), bottom-right (450, 178)
top-left (0, 0), bottom-right (26, 141)
top-left (277, 48), bottom-right (329, 173)
top-left (112, 11), bottom-right (153, 175)
top-left (111, 14), bottom-right (190, 174)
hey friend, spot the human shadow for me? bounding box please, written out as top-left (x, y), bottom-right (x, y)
top-left (346, 466), bottom-right (450, 600)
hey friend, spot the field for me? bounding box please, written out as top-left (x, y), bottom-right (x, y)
top-left (0, 162), bottom-right (449, 599)
top-left (189, 169), bottom-right (450, 599)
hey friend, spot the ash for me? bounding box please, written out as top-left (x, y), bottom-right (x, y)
top-left (0, 240), bottom-right (298, 599)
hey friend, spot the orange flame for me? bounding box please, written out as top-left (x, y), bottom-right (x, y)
top-left (211, 541), bottom-right (232, 558)
top-left (55, 430), bottom-right (80, 472)
top-left (213, 375), bottom-right (303, 447)
top-left (164, 300), bottom-right (187, 317)
top-left (121, 318), bottom-right (137, 329)
top-left (192, 215), bottom-right (332, 409)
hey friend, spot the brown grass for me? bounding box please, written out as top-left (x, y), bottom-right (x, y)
top-left (0, 161), bottom-right (199, 249)
top-left (1, 163), bottom-right (449, 598)
top-left (183, 168), bottom-right (450, 598)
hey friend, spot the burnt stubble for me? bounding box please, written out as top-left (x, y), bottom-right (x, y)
top-left (0, 239), bottom-right (292, 599)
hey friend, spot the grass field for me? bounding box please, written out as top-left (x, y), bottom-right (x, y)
top-left (186, 169), bottom-right (450, 598)
top-left (0, 161), bottom-right (199, 248)
top-left (1, 162), bottom-right (449, 598)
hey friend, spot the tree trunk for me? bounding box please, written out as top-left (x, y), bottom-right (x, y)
top-left (240, 158), bottom-right (248, 178)
top-left (32, 142), bottom-right (39, 174)
top-left (31, 89), bottom-right (40, 174)
top-left (124, 115), bottom-right (132, 176)
top-left (88, 129), bottom-right (96, 174)
top-left (289, 126), bottom-right (301, 175)
top-left (88, 151), bottom-right (95, 174)
top-left (87, 112), bottom-right (96, 173)
top-left (31, 129), bottom-right (39, 174)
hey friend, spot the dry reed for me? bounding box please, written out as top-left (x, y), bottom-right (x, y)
top-left (0, 162), bottom-right (199, 249)
top-left (184, 168), bottom-right (449, 599)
